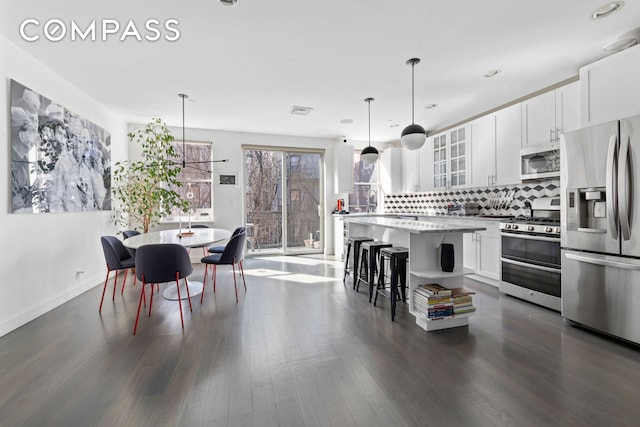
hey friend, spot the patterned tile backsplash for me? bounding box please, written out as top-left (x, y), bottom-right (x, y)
top-left (383, 180), bottom-right (560, 216)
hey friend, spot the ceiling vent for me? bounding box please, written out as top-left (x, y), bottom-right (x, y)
top-left (290, 106), bottom-right (314, 116)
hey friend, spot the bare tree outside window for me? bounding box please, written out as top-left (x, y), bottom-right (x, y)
top-left (169, 141), bottom-right (213, 215)
top-left (349, 152), bottom-right (378, 213)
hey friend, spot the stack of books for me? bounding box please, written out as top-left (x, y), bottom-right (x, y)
top-left (413, 284), bottom-right (453, 319)
top-left (412, 284), bottom-right (476, 320)
top-left (450, 288), bottom-right (476, 315)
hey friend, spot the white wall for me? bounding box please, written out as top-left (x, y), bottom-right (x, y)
top-left (128, 124), bottom-right (342, 253)
top-left (0, 35), bottom-right (127, 337)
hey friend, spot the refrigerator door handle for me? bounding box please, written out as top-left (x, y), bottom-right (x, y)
top-left (619, 133), bottom-right (631, 241)
top-left (564, 251), bottom-right (640, 270)
top-left (606, 134), bottom-right (619, 239)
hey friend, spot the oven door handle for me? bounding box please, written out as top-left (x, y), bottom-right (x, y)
top-left (501, 233), bottom-right (560, 243)
top-left (501, 257), bottom-right (561, 273)
top-left (564, 251), bottom-right (640, 270)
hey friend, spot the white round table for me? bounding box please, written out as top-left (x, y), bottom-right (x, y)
top-left (123, 228), bottom-right (232, 300)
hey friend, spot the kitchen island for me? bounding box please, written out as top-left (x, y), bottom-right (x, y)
top-left (345, 216), bottom-right (486, 331)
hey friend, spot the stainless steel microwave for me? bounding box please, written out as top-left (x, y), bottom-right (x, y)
top-left (520, 143), bottom-right (560, 180)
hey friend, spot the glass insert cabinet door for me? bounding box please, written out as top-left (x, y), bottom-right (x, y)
top-left (243, 148), bottom-right (323, 254)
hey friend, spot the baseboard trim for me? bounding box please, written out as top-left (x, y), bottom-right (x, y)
top-left (0, 274), bottom-right (102, 338)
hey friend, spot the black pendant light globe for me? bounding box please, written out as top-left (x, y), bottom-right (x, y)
top-left (401, 58), bottom-right (427, 150)
top-left (360, 97), bottom-right (379, 164)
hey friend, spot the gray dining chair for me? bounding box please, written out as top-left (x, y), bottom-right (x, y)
top-left (133, 243), bottom-right (194, 335)
top-left (200, 230), bottom-right (247, 303)
top-left (99, 236), bottom-right (135, 312)
top-left (189, 224), bottom-right (210, 256)
top-left (207, 226), bottom-right (245, 254)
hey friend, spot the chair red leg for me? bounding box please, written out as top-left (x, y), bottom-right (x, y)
top-left (120, 269), bottom-right (129, 294)
top-left (232, 261), bottom-right (238, 303)
top-left (133, 278), bottom-right (147, 335)
top-left (184, 278), bottom-right (192, 311)
top-left (148, 282), bottom-right (155, 316)
top-left (213, 265), bottom-right (217, 292)
top-left (99, 268), bottom-right (110, 312)
top-left (175, 272), bottom-right (184, 329)
top-left (112, 270), bottom-right (118, 300)
top-left (239, 261), bottom-right (247, 291)
top-left (200, 265), bottom-right (207, 304)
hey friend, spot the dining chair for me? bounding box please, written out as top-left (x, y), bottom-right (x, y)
top-left (99, 236), bottom-right (136, 312)
top-left (207, 226), bottom-right (245, 254)
top-left (200, 230), bottom-right (247, 303)
top-left (189, 224), bottom-right (210, 256)
top-left (133, 243), bottom-right (194, 335)
top-left (122, 229), bottom-right (141, 260)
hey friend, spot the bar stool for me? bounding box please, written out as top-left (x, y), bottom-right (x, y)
top-left (343, 236), bottom-right (373, 284)
top-left (374, 247), bottom-right (408, 321)
top-left (356, 241), bottom-right (392, 301)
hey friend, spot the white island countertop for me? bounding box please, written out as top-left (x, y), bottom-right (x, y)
top-left (344, 216), bottom-right (486, 234)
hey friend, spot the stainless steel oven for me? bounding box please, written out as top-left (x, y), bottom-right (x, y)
top-left (499, 197), bottom-right (562, 311)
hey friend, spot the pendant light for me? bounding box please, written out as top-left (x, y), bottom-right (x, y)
top-left (360, 97), bottom-right (379, 164)
top-left (400, 58), bottom-right (427, 150)
top-left (175, 93), bottom-right (228, 171)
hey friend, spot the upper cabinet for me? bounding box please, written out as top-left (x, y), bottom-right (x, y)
top-left (333, 143), bottom-right (353, 193)
top-left (380, 147), bottom-right (404, 194)
top-left (469, 103), bottom-right (521, 188)
top-left (521, 81), bottom-right (580, 147)
top-left (470, 113), bottom-right (496, 187)
top-left (431, 124), bottom-right (471, 189)
top-left (404, 150), bottom-right (420, 193)
top-left (495, 103), bottom-right (522, 185)
top-left (580, 45), bottom-right (640, 126)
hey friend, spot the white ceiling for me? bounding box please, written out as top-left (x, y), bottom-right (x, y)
top-left (1, 0), bottom-right (639, 144)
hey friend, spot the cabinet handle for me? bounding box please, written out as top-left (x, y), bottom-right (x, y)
top-left (555, 127), bottom-right (560, 141)
top-left (549, 128), bottom-right (554, 143)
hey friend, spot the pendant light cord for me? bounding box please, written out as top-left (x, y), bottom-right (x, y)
top-left (181, 94), bottom-right (186, 168)
top-left (368, 99), bottom-right (371, 147)
top-left (411, 61), bottom-right (415, 125)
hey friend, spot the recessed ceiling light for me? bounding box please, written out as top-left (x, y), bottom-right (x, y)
top-left (591, 2), bottom-right (624, 19)
top-left (290, 106), bottom-right (313, 116)
top-left (483, 69), bottom-right (501, 78)
top-left (219, 0), bottom-right (238, 6)
top-left (340, 118), bottom-right (354, 124)
top-left (425, 103), bottom-right (438, 109)
top-left (389, 124), bottom-right (399, 128)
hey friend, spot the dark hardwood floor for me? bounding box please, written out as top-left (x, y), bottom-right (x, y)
top-left (1, 255), bottom-right (639, 427)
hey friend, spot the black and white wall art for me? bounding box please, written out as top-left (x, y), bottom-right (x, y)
top-left (10, 80), bottom-right (111, 213)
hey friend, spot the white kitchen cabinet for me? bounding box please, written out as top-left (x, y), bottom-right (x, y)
top-left (333, 216), bottom-right (346, 259)
top-left (452, 218), bottom-right (501, 287)
top-left (470, 114), bottom-right (496, 187)
top-left (495, 103), bottom-right (522, 185)
top-left (404, 150), bottom-right (420, 192)
top-left (556, 81), bottom-right (581, 134)
top-left (522, 82), bottom-right (581, 147)
top-left (475, 229), bottom-right (500, 282)
top-left (432, 124), bottom-right (471, 189)
top-left (380, 147), bottom-right (403, 194)
top-left (469, 103), bottom-right (520, 188)
top-left (580, 44), bottom-right (640, 126)
top-left (333, 143), bottom-right (354, 193)
top-left (419, 139), bottom-right (434, 191)
top-left (522, 90), bottom-right (557, 147)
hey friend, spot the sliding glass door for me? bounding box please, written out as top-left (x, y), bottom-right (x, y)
top-left (244, 147), bottom-right (323, 254)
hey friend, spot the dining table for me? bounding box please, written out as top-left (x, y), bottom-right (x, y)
top-left (123, 228), bottom-right (232, 300)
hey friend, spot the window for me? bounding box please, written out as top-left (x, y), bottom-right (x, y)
top-left (349, 151), bottom-right (379, 213)
top-left (170, 141), bottom-right (213, 216)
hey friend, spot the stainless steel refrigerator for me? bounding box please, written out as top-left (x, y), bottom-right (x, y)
top-left (561, 115), bottom-right (640, 345)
